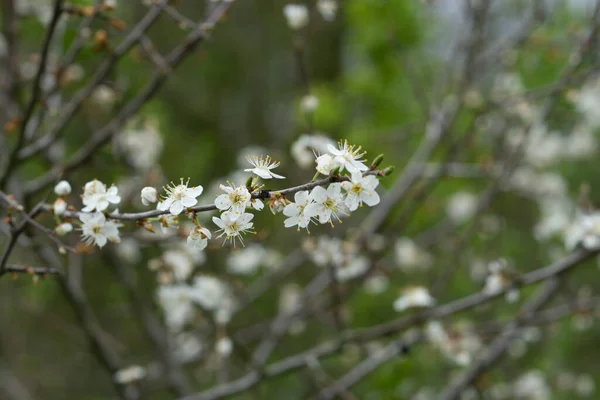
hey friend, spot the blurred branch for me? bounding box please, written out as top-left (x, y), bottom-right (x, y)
top-left (437, 278), bottom-right (561, 400)
top-left (0, 0), bottom-right (64, 189)
top-left (107, 251), bottom-right (192, 396)
top-left (23, 1), bottom-right (238, 196)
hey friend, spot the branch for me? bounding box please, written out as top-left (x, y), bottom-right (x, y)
top-left (2, 264), bottom-right (63, 277)
top-left (437, 278), bottom-right (560, 400)
top-left (41, 170), bottom-right (385, 222)
top-left (22, 1), bottom-right (238, 196)
top-left (0, 0), bottom-right (64, 188)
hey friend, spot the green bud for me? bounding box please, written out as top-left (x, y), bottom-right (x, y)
top-left (245, 176), bottom-right (254, 188)
top-left (382, 166), bottom-right (395, 176)
top-left (370, 154), bottom-right (384, 170)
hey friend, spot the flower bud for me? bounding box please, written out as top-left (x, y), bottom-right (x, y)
top-left (369, 154), bottom-right (384, 170)
top-left (382, 166), bottom-right (395, 176)
top-left (269, 194), bottom-right (290, 215)
top-left (54, 180), bottom-right (72, 196)
top-left (55, 223), bottom-right (73, 236)
top-left (316, 153), bottom-right (335, 175)
top-left (53, 198), bottom-right (67, 216)
top-left (140, 186), bottom-right (158, 206)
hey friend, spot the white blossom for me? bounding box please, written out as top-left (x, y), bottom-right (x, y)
top-left (393, 287), bottom-right (435, 312)
top-left (157, 179), bottom-right (203, 216)
top-left (81, 179), bottom-right (121, 212)
top-left (446, 191), bottom-right (478, 224)
top-left (291, 134), bottom-right (336, 169)
top-left (226, 244), bottom-right (266, 275)
top-left (79, 212), bottom-right (121, 248)
top-left (157, 285), bottom-right (195, 331)
top-left (54, 180), bottom-right (71, 196)
top-left (425, 321), bottom-right (482, 366)
top-left (514, 370), bottom-right (550, 400)
top-left (163, 250), bottom-right (194, 282)
top-left (283, 4), bottom-right (309, 30)
top-left (141, 186), bottom-right (158, 206)
top-left (244, 155), bottom-right (285, 179)
top-left (113, 365), bottom-right (147, 384)
top-left (315, 153), bottom-right (336, 175)
top-left (317, 0), bottom-right (338, 20)
top-left (187, 227), bottom-right (211, 251)
top-left (301, 94), bottom-right (319, 113)
top-left (215, 184), bottom-right (251, 219)
top-left (189, 276), bottom-right (236, 322)
top-left (212, 211), bottom-right (254, 246)
top-left (118, 119), bottom-right (163, 171)
top-left (335, 256), bottom-right (369, 281)
top-left (55, 223), bottom-right (73, 236)
top-left (172, 332), bottom-right (203, 363)
top-left (327, 140), bottom-right (368, 174)
top-left (305, 184), bottom-right (348, 225)
top-left (565, 212), bottom-right (600, 250)
top-left (341, 172), bottom-right (380, 211)
top-left (394, 237), bottom-right (432, 271)
top-left (307, 236), bottom-right (343, 267)
top-left (283, 190), bottom-right (314, 231)
top-left (364, 274), bottom-right (389, 295)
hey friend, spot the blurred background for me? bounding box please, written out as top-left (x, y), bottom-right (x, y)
top-left (3, 0), bottom-right (600, 399)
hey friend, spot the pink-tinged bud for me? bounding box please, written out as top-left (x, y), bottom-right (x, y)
top-left (53, 198), bottom-right (67, 215)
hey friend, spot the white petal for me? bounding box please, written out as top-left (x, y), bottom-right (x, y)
top-left (170, 201), bottom-right (184, 215)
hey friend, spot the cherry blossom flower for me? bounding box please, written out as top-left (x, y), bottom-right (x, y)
top-left (157, 179), bottom-right (203, 216)
top-left (215, 184), bottom-right (251, 220)
top-left (394, 237), bottom-right (433, 271)
top-left (81, 179), bottom-right (121, 212)
top-left (446, 191), bottom-right (478, 223)
top-left (54, 180), bottom-right (71, 196)
top-left (283, 4), bottom-right (308, 29)
top-left (565, 212), bottom-right (600, 250)
top-left (188, 276), bottom-right (236, 323)
top-left (283, 190), bottom-right (314, 231)
top-left (151, 250), bottom-right (195, 283)
top-left (393, 286), bottom-right (435, 312)
top-left (187, 226), bottom-right (211, 250)
top-left (212, 211), bottom-right (254, 246)
top-left (291, 134), bottom-right (336, 168)
top-left (79, 212), bottom-right (121, 248)
top-left (226, 244), bottom-right (266, 275)
top-left (341, 172), bottom-right (380, 211)
top-left (327, 140), bottom-right (368, 173)
top-left (157, 285), bottom-right (195, 331)
top-left (140, 186), bottom-right (158, 206)
top-left (305, 184), bottom-right (348, 225)
top-left (317, 0), bottom-right (338, 21)
top-left (244, 155), bottom-right (285, 179)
